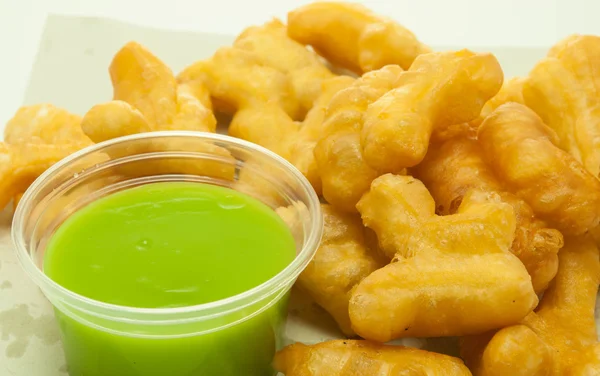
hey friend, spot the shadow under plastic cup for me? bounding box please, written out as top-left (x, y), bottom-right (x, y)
top-left (12, 131), bottom-right (323, 376)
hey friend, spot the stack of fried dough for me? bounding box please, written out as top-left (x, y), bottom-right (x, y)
top-left (3, 2), bottom-right (600, 375)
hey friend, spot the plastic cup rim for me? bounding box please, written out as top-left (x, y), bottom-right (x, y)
top-left (12, 131), bottom-right (323, 320)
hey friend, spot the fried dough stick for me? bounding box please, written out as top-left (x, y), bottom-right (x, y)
top-left (461, 236), bottom-right (600, 375)
top-left (0, 144), bottom-right (80, 210)
top-left (524, 35), bottom-right (600, 178)
top-left (177, 20), bottom-right (336, 120)
top-left (448, 77), bottom-right (528, 137)
top-left (82, 41), bottom-right (216, 143)
top-left (314, 65), bottom-right (403, 212)
top-left (78, 43), bottom-right (233, 184)
top-left (229, 75), bottom-right (354, 195)
top-left (481, 77), bottom-right (526, 118)
top-left (177, 22), bottom-right (347, 193)
top-left (317, 50), bottom-right (501, 213)
top-left (289, 76), bottom-right (355, 192)
top-left (275, 340), bottom-right (472, 376)
top-left (5, 104), bottom-right (90, 146)
top-left (478, 103), bottom-right (600, 235)
top-left (278, 204), bottom-right (384, 336)
top-left (360, 50), bottom-right (503, 173)
top-left (232, 19), bottom-right (336, 115)
top-left (1, 104), bottom-right (93, 209)
top-left (227, 77), bottom-right (353, 203)
top-left (288, 2), bottom-right (430, 73)
top-left (413, 136), bottom-right (563, 293)
top-left (351, 174), bottom-right (537, 342)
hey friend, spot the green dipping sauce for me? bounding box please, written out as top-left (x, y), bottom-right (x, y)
top-left (44, 182), bottom-right (296, 376)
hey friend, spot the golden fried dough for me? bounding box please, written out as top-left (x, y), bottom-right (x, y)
top-left (355, 173), bottom-right (434, 260)
top-left (82, 41), bottom-right (216, 141)
top-left (0, 143), bottom-right (79, 209)
top-left (413, 136), bottom-right (562, 293)
top-left (82, 89), bottom-right (234, 182)
top-left (288, 76), bottom-right (355, 193)
top-left (233, 19), bottom-right (336, 114)
top-left (291, 204), bottom-right (384, 336)
top-left (5, 104), bottom-right (91, 146)
top-left (524, 35), bottom-right (600, 177)
top-left (231, 76), bottom-right (354, 161)
top-left (232, 76), bottom-right (354, 203)
top-left (230, 76), bottom-right (355, 195)
top-left (87, 118), bottom-right (235, 189)
top-left (480, 77), bottom-right (526, 118)
top-left (81, 101), bottom-right (151, 143)
top-left (351, 174), bottom-right (537, 341)
top-left (180, 47), bottom-right (297, 116)
top-left (478, 102), bottom-right (600, 235)
top-left (229, 103), bottom-right (298, 159)
top-left (461, 236), bottom-right (600, 376)
top-left (314, 65), bottom-right (403, 212)
top-left (171, 81), bottom-right (217, 131)
top-left (361, 50), bottom-right (503, 173)
top-left (178, 23), bottom-right (345, 193)
top-left (110, 42), bottom-right (176, 128)
top-left (413, 137), bottom-right (499, 215)
top-left (179, 20), bottom-right (335, 120)
top-left (104, 136), bottom-right (236, 184)
top-left (274, 340), bottom-right (472, 376)
top-left (1, 104), bottom-right (93, 209)
top-left (229, 76), bottom-right (354, 196)
top-left (288, 2), bottom-right (430, 73)
top-left (448, 77), bottom-right (527, 139)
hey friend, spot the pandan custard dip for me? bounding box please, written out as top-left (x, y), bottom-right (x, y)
top-left (13, 132), bottom-right (322, 376)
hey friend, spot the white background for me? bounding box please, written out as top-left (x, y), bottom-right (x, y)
top-left (1, 0), bottom-right (600, 127)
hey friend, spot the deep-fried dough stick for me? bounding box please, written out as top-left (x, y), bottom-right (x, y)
top-left (280, 204), bottom-right (384, 336)
top-left (178, 20), bottom-right (336, 120)
top-left (1, 104), bottom-right (93, 209)
top-left (178, 23), bottom-right (345, 193)
top-left (360, 50), bottom-right (503, 173)
top-left (5, 104), bottom-right (91, 146)
top-left (82, 41), bottom-right (216, 143)
top-left (233, 19), bottom-right (336, 115)
top-left (228, 103), bottom-right (298, 159)
top-left (355, 173), bottom-right (434, 260)
top-left (524, 35), bottom-right (600, 178)
top-left (480, 77), bottom-right (526, 118)
top-left (75, 43), bottom-right (235, 182)
top-left (179, 47), bottom-right (297, 116)
top-left (231, 77), bottom-right (355, 205)
top-left (351, 174), bottom-right (537, 342)
top-left (461, 236), bottom-right (600, 375)
top-left (274, 340), bottom-right (472, 376)
top-left (446, 77), bottom-right (527, 139)
top-left (229, 76), bottom-right (355, 161)
top-left (288, 76), bottom-right (355, 193)
top-left (314, 65), bottom-right (403, 212)
top-left (413, 136), bottom-right (563, 293)
top-left (478, 102), bottom-right (600, 235)
top-left (0, 144), bottom-right (81, 210)
top-left (288, 2), bottom-right (430, 73)
top-left (230, 76), bottom-right (354, 195)
top-left (81, 101), bottom-right (151, 143)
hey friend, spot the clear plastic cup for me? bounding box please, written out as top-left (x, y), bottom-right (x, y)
top-left (12, 131), bottom-right (322, 376)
